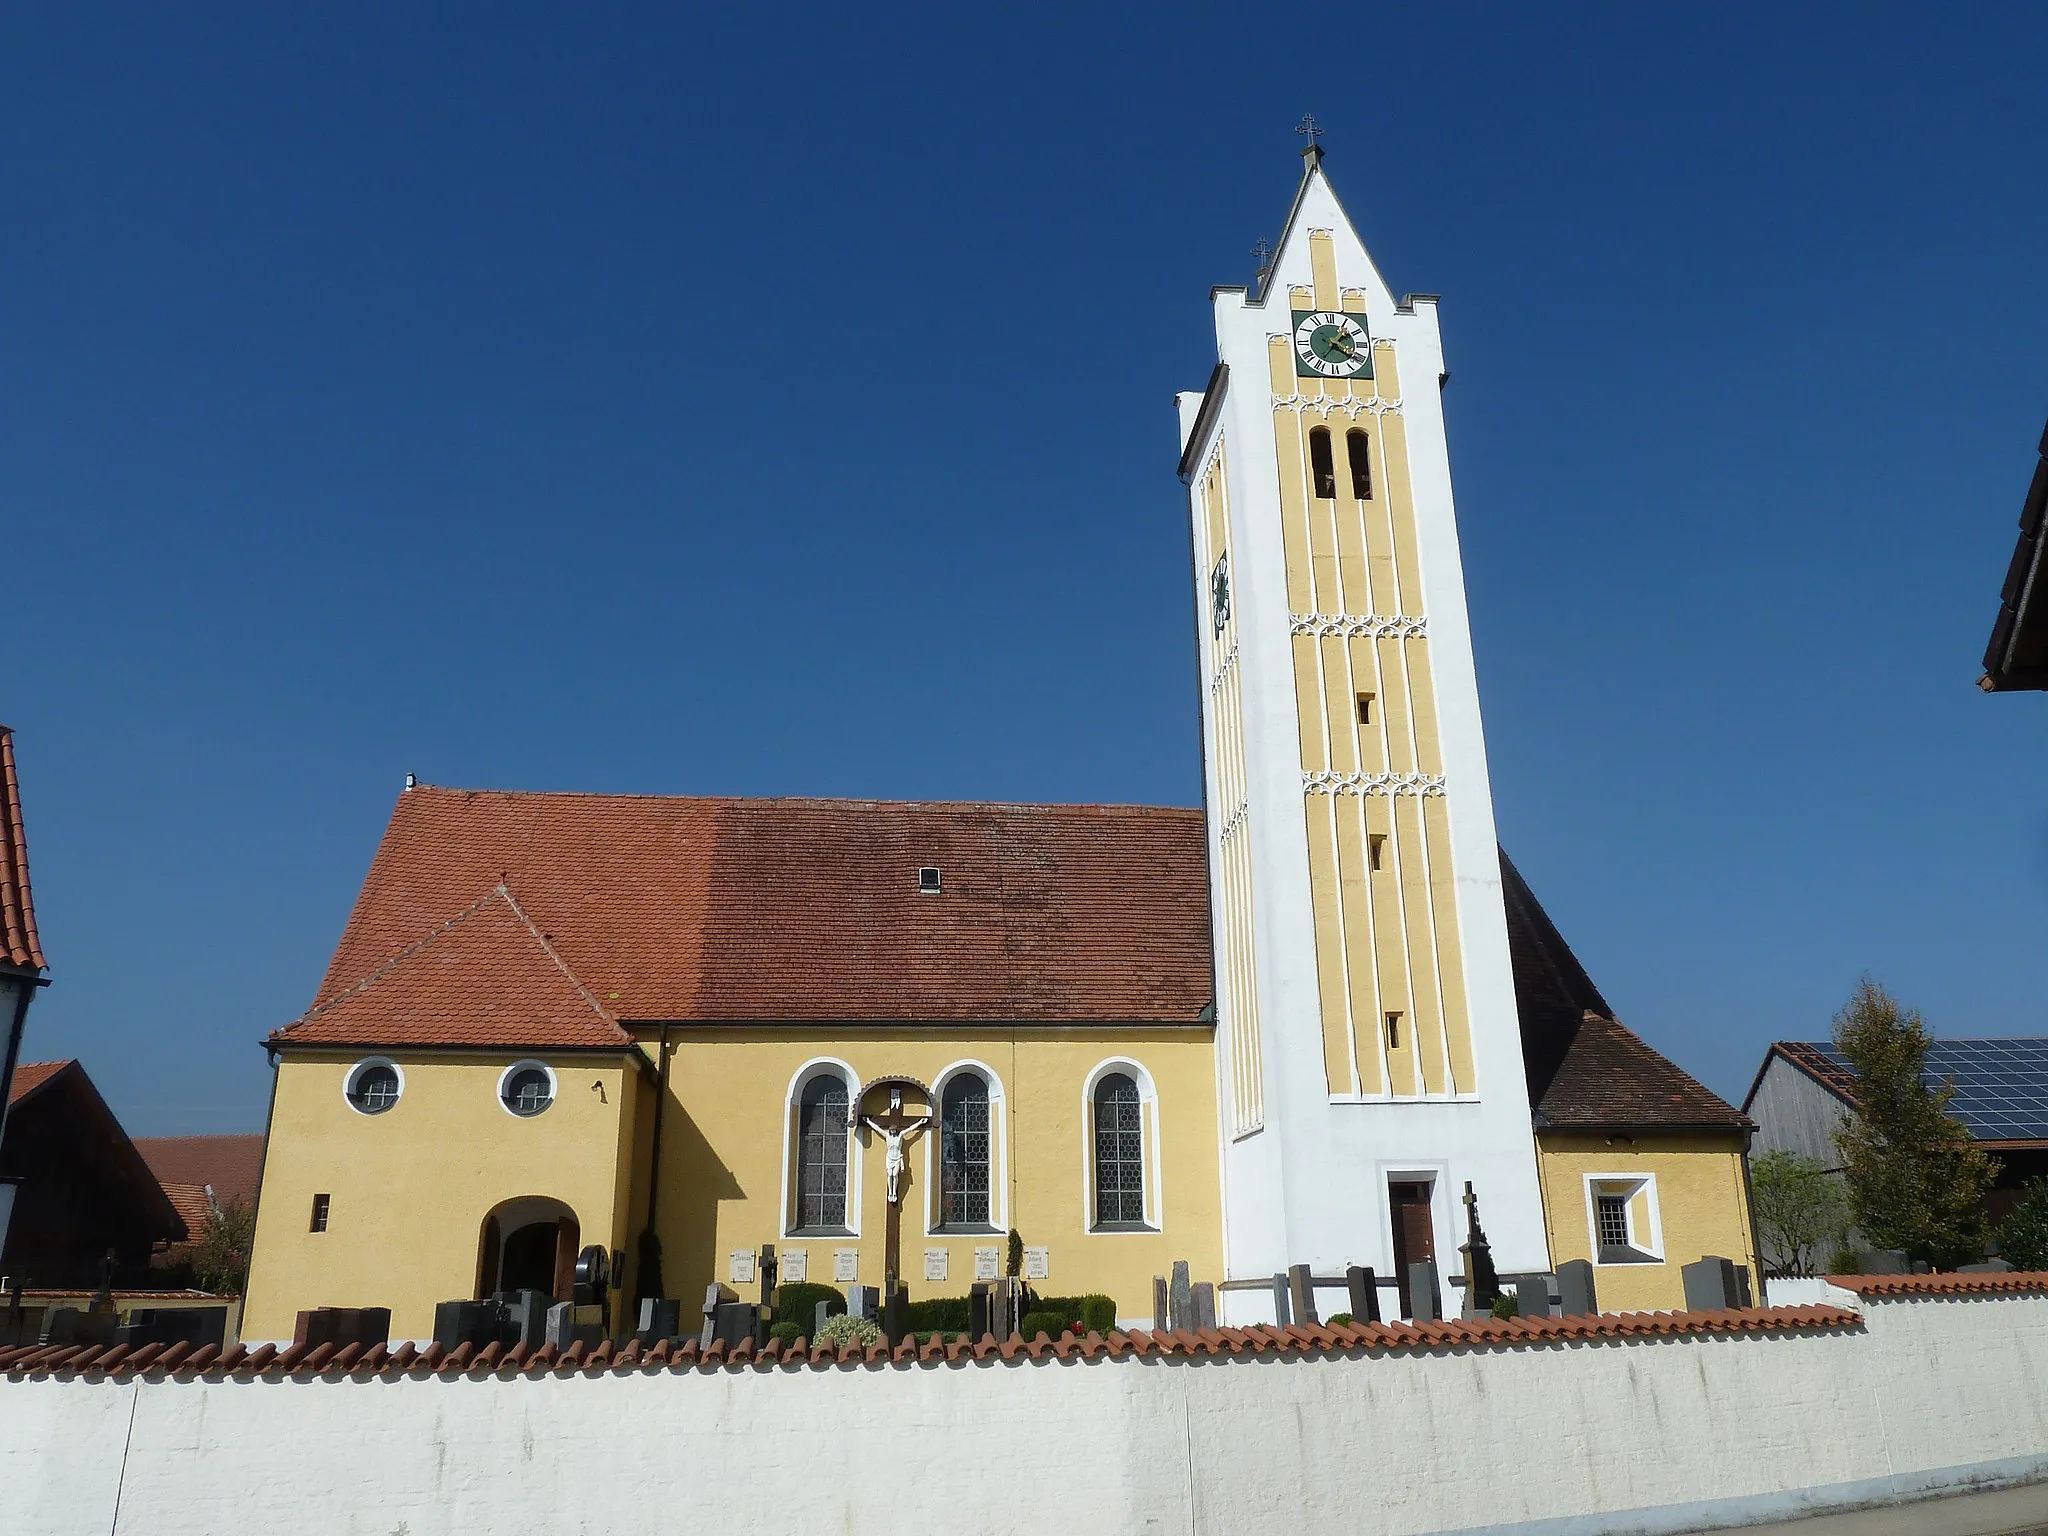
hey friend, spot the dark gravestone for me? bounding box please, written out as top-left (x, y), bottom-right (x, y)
top-left (1287, 1263), bottom-right (1318, 1326)
top-left (1853, 1248), bottom-right (1911, 1275)
top-left (1407, 1262), bottom-right (1442, 1323)
top-left (1734, 1265), bottom-right (1754, 1308)
top-left (545, 1302), bottom-right (604, 1351)
top-left (1270, 1273), bottom-right (1291, 1327)
top-left (635, 1296), bottom-right (681, 1344)
top-left (1345, 1265), bottom-right (1380, 1325)
top-left (1152, 1275), bottom-right (1170, 1332)
top-left (1192, 1282), bottom-right (1216, 1332)
top-left (119, 1308), bottom-right (227, 1349)
top-left (1960, 1259), bottom-right (2017, 1273)
top-left (969, 1283), bottom-right (992, 1341)
top-left (432, 1299), bottom-right (507, 1350)
top-left (1514, 1277), bottom-right (1554, 1320)
top-left (1556, 1259), bottom-right (1598, 1318)
top-left (1170, 1261), bottom-right (1194, 1331)
top-left (505, 1289), bottom-right (551, 1348)
top-left (1682, 1256), bottom-right (1741, 1311)
top-left (711, 1301), bottom-right (758, 1349)
top-left (881, 1286), bottom-right (908, 1347)
top-left (40, 1307), bottom-right (79, 1346)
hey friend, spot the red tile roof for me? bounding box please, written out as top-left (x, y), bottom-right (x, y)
top-left (0, 726), bottom-right (46, 973)
top-left (0, 1305), bottom-right (1860, 1380)
top-left (1770, 1041), bottom-right (1861, 1106)
top-left (133, 1135), bottom-right (266, 1211)
top-left (274, 789), bottom-right (1214, 1047)
top-left (1828, 1271), bottom-right (2048, 1296)
top-left (7, 1058), bottom-right (70, 1106)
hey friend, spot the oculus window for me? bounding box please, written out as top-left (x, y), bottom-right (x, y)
top-left (500, 1061), bottom-right (556, 1118)
top-left (343, 1059), bottom-right (402, 1116)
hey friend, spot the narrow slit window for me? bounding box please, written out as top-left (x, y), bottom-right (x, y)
top-left (1368, 834), bottom-right (1387, 871)
top-left (1346, 429), bottom-right (1373, 500)
top-left (1309, 428), bottom-right (1337, 500)
top-left (310, 1193), bottom-right (331, 1233)
top-left (1356, 692), bottom-right (1374, 725)
top-left (1384, 1013), bottom-right (1402, 1050)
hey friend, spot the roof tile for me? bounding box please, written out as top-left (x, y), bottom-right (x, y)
top-left (0, 727), bottom-right (46, 973)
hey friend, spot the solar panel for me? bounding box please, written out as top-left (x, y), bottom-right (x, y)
top-left (1802, 1038), bottom-right (2048, 1140)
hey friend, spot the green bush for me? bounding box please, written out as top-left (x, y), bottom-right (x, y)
top-left (1490, 1294), bottom-right (1519, 1320)
top-left (813, 1314), bottom-right (882, 1349)
top-left (1019, 1310), bottom-right (1068, 1340)
top-left (772, 1283), bottom-right (845, 1328)
top-left (905, 1296), bottom-right (973, 1333)
top-left (1997, 1179), bottom-right (2048, 1270)
top-left (1029, 1293), bottom-right (1118, 1333)
top-left (767, 1321), bottom-right (802, 1348)
top-left (1326, 1312), bottom-right (1355, 1328)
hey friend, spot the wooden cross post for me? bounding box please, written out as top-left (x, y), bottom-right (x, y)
top-left (859, 1088), bottom-right (932, 1296)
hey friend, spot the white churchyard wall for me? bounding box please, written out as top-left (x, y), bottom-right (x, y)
top-left (6, 1290), bottom-right (2048, 1535)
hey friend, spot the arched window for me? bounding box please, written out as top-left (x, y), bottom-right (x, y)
top-left (795, 1075), bottom-right (850, 1232)
top-left (1346, 428), bottom-right (1373, 500)
top-left (1092, 1072), bottom-right (1147, 1228)
top-left (937, 1074), bottom-right (992, 1229)
top-left (1309, 427), bottom-right (1337, 499)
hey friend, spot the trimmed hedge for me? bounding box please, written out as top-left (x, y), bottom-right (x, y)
top-left (772, 1282), bottom-right (845, 1328)
top-left (1019, 1310), bottom-right (1068, 1341)
top-left (905, 1295), bottom-right (974, 1333)
top-left (1031, 1294), bottom-right (1117, 1334)
top-left (768, 1321), bottom-right (803, 1348)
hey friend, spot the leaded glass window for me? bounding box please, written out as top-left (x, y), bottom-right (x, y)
top-left (938, 1075), bottom-right (992, 1228)
top-left (1093, 1073), bottom-right (1146, 1228)
top-left (796, 1076), bottom-right (849, 1231)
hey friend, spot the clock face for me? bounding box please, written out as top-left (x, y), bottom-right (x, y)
top-left (1292, 309), bottom-right (1372, 379)
top-left (1210, 554), bottom-right (1231, 636)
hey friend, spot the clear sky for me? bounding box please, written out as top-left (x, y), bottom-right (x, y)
top-left (7, 4), bottom-right (2046, 1136)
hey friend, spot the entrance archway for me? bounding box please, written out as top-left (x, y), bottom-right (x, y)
top-left (475, 1196), bottom-right (580, 1302)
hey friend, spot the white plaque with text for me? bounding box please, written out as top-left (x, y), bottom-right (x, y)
top-left (924, 1248), bottom-right (948, 1282)
top-left (780, 1247), bottom-right (806, 1283)
top-left (974, 1245), bottom-right (1000, 1281)
top-left (729, 1249), bottom-right (755, 1285)
top-left (1024, 1246), bottom-right (1049, 1280)
top-left (834, 1248), bottom-right (859, 1283)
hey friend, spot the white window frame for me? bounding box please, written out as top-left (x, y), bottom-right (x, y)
top-left (496, 1059), bottom-right (558, 1119)
top-left (923, 1060), bottom-right (1007, 1236)
top-left (1081, 1058), bottom-right (1162, 1234)
top-left (341, 1057), bottom-right (404, 1117)
top-left (781, 1057), bottom-right (861, 1239)
top-left (1583, 1173), bottom-right (1664, 1265)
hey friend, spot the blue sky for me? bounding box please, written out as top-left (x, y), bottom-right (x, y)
top-left (6, 4), bottom-right (2045, 1135)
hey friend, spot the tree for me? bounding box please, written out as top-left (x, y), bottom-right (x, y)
top-left (1997, 1181), bottom-right (2048, 1271)
top-left (1750, 1150), bottom-right (1848, 1276)
top-left (1832, 979), bottom-right (1998, 1270)
top-left (191, 1195), bottom-right (256, 1296)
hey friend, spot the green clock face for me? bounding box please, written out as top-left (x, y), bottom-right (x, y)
top-left (1210, 554), bottom-right (1231, 635)
top-left (1292, 309), bottom-right (1373, 379)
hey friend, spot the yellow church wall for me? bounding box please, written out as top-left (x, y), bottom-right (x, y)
top-left (645, 1026), bottom-right (1221, 1324)
top-left (1534, 1131), bottom-right (1757, 1313)
top-left (243, 1050), bottom-right (642, 1343)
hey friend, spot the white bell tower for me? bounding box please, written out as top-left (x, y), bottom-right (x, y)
top-left (1176, 143), bottom-right (1549, 1321)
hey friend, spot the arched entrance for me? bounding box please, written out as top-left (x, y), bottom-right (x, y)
top-left (475, 1196), bottom-right (580, 1302)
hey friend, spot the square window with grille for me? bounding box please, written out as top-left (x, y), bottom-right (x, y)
top-left (1595, 1193), bottom-right (1629, 1251)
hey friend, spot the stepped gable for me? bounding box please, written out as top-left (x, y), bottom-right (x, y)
top-left (1501, 852), bottom-right (1746, 1131)
top-left (274, 787), bottom-right (1214, 1047)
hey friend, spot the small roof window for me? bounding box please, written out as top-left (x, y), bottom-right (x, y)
top-left (917, 866), bottom-right (942, 894)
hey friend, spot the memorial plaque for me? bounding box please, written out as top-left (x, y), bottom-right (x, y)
top-left (834, 1248), bottom-right (859, 1283)
top-left (781, 1248), bottom-right (807, 1283)
top-left (1023, 1246), bottom-right (1049, 1280)
top-left (925, 1248), bottom-right (949, 1282)
top-left (729, 1249), bottom-right (756, 1285)
top-left (974, 1245), bottom-right (1000, 1281)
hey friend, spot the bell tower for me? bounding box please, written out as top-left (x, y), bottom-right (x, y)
top-left (1176, 143), bottom-right (1548, 1319)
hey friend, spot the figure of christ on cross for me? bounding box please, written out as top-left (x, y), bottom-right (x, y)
top-left (860, 1086), bottom-right (932, 1293)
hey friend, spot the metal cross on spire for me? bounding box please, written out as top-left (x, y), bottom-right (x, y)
top-left (1251, 236), bottom-right (1272, 276)
top-left (1295, 112), bottom-right (1323, 147)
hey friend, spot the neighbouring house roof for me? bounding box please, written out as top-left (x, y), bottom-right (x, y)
top-left (134, 1134), bottom-right (267, 1233)
top-left (0, 1059), bottom-right (187, 1250)
top-left (1500, 854), bottom-right (1748, 1132)
top-left (0, 726), bottom-right (46, 974)
top-left (273, 788), bottom-right (1215, 1047)
top-left (1751, 1038), bottom-right (2048, 1145)
top-left (7, 1058), bottom-right (68, 1106)
top-left (1981, 416), bottom-right (2048, 692)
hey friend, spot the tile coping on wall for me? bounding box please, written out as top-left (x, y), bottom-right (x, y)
top-left (0, 1305), bottom-right (1867, 1381)
top-left (1827, 1271), bottom-right (2048, 1297)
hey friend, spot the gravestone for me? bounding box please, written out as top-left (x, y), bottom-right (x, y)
top-left (1960, 1259), bottom-right (2017, 1273)
top-left (1681, 1256), bottom-right (1741, 1311)
top-left (1407, 1261), bottom-right (1441, 1322)
top-left (1556, 1259), bottom-right (1598, 1317)
top-left (1733, 1264), bottom-right (1754, 1307)
top-left (1192, 1282), bottom-right (1216, 1332)
top-left (432, 1299), bottom-right (507, 1350)
top-left (544, 1302), bottom-right (604, 1351)
top-left (1514, 1277), bottom-right (1553, 1319)
top-left (1345, 1265), bottom-right (1379, 1325)
top-left (699, 1282), bottom-right (735, 1348)
top-left (504, 1289), bottom-right (551, 1348)
top-left (40, 1307), bottom-right (78, 1346)
top-left (294, 1307), bottom-right (387, 1348)
top-left (1287, 1263), bottom-right (1318, 1327)
top-left (1170, 1261), bottom-right (1194, 1331)
top-left (710, 1301), bottom-right (759, 1349)
top-left (1270, 1272), bottom-right (1291, 1327)
top-left (1152, 1275), bottom-right (1170, 1332)
top-left (882, 1285), bottom-right (908, 1346)
top-left (969, 1283), bottom-right (991, 1340)
top-left (636, 1296), bottom-right (681, 1343)
top-left (813, 1298), bottom-right (840, 1336)
top-left (1852, 1248), bottom-right (1911, 1275)
top-left (845, 1284), bottom-right (878, 1322)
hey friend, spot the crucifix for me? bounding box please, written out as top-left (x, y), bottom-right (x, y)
top-left (859, 1085), bottom-right (932, 1293)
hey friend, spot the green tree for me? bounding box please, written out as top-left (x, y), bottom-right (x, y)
top-left (1996, 1181), bottom-right (2048, 1271)
top-left (1749, 1150), bottom-right (1848, 1276)
top-left (1832, 979), bottom-right (1998, 1270)
top-left (192, 1195), bottom-right (256, 1296)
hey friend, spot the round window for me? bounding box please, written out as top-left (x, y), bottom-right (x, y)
top-left (344, 1060), bottom-right (402, 1115)
top-left (501, 1063), bottom-right (555, 1118)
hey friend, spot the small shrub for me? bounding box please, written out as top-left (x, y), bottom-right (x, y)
top-left (1007, 1229), bottom-right (1024, 1278)
top-left (1327, 1312), bottom-right (1355, 1328)
top-left (1078, 1294), bottom-right (1116, 1334)
top-left (1019, 1309), bottom-right (1066, 1340)
top-left (1997, 1179), bottom-right (2048, 1270)
top-left (772, 1282), bottom-right (845, 1328)
top-left (768, 1321), bottom-right (802, 1349)
top-left (904, 1296), bottom-right (973, 1333)
top-left (1490, 1294), bottom-right (1519, 1320)
top-left (813, 1314), bottom-right (882, 1349)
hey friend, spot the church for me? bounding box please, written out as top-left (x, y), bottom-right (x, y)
top-left (241, 146), bottom-right (1756, 1343)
